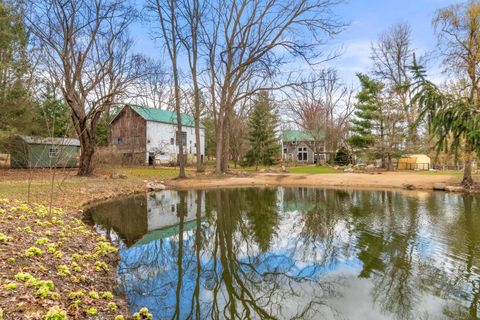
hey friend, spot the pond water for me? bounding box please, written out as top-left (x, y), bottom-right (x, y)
top-left (85, 188), bottom-right (480, 320)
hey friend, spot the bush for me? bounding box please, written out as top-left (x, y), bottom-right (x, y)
top-left (334, 147), bottom-right (350, 166)
top-left (44, 306), bottom-right (67, 320)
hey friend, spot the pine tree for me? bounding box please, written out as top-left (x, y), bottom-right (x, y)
top-left (0, 1), bottom-right (34, 136)
top-left (347, 73), bottom-right (384, 151)
top-left (244, 92), bottom-right (279, 169)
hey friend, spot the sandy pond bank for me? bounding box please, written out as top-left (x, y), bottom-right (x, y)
top-left (165, 172), bottom-right (464, 192)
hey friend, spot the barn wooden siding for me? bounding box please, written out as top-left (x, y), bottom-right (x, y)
top-left (110, 106), bottom-right (147, 164)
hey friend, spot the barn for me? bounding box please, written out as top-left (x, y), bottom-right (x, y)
top-left (4, 136), bottom-right (80, 169)
top-left (110, 104), bottom-right (205, 165)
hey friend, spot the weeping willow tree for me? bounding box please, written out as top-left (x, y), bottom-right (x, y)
top-left (410, 63), bottom-right (480, 188)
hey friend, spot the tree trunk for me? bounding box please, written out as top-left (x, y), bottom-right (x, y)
top-left (194, 90), bottom-right (202, 172)
top-left (77, 128), bottom-right (95, 176)
top-left (215, 115), bottom-right (224, 175)
top-left (462, 142), bottom-right (475, 188)
top-left (221, 115), bottom-right (230, 172)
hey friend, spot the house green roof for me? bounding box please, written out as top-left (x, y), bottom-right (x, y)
top-left (126, 105), bottom-right (205, 129)
top-left (282, 130), bottom-right (322, 142)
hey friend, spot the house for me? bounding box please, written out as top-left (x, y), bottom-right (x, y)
top-left (3, 136), bottom-right (80, 168)
top-left (110, 104), bottom-right (205, 165)
top-left (280, 130), bottom-right (330, 164)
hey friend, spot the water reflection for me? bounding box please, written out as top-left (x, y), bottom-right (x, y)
top-left (86, 188), bottom-right (480, 320)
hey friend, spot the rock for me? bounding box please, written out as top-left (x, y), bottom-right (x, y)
top-left (281, 165), bottom-right (287, 172)
top-left (110, 173), bottom-right (120, 179)
top-left (365, 164), bottom-right (376, 172)
top-left (344, 167), bottom-right (354, 173)
top-left (402, 183), bottom-right (416, 190)
top-left (445, 185), bottom-right (465, 192)
top-left (119, 174), bottom-right (128, 179)
top-left (259, 169), bottom-right (266, 173)
top-left (433, 183), bottom-right (447, 191)
top-left (146, 183), bottom-right (166, 192)
top-left (354, 164), bottom-right (366, 171)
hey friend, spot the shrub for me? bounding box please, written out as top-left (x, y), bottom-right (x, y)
top-left (4, 283), bottom-right (17, 291)
top-left (88, 291), bottom-right (100, 299)
top-left (25, 246), bottom-right (43, 257)
top-left (57, 265), bottom-right (71, 277)
top-left (102, 291), bottom-right (113, 300)
top-left (86, 307), bottom-right (97, 316)
top-left (44, 306), bottom-right (67, 320)
top-left (0, 233), bottom-right (12, 243)
top-left (133, 307), bottom-right (153, 320)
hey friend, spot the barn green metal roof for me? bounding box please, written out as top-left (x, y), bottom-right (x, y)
top-left (128, 105), bottom-right (205, 129)
top-left (281, 130), bottom-right (322, 142)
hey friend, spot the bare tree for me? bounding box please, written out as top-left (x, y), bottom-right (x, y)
top-left (371, 23), bottom-right (419, 151)
top-left (129, 57), bottom-right (169, 109)
top-left (285, 69), bottom-right (354, 165)
top-left (201, 0), bottom-right (345, 174)
top-left (178, 0), bottom-right (206, 172)
top-left (147, 0), bottom-right (186, 178)
top-left (26, 0), bottom-right (139, 176)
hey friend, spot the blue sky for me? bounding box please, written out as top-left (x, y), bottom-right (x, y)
top-left (329, 0), bottom-right (457, 85)
top-left (130, 0), bottom-right (458, 87)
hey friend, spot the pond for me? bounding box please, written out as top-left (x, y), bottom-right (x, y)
top-left (85, 187), bottom-right (480, 320)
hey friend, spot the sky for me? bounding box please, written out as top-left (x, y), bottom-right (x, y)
top-left (329, 0), bottom-right (457, 85)
top-left (130, 0), bottom-right (459, 88)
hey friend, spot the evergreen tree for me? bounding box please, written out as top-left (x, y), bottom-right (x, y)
top-left (347, 73), bottom-right (384, 151)
top-left (334, 146), bottom-right (350, 165)
top-left (34, 86), bottom-right (72, 138)
top-left (0, 1), bottom-right (35, 136)
top-left (243, 92), bottom-right (279, 169)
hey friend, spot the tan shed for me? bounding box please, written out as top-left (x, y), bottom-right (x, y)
top-left (397, 154), bottom-right (431, 171)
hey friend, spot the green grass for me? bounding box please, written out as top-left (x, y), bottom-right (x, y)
top-left (288, 166), bottom-right (338, 174)
top-left (117, 167), bottom-right (179, 178)
top-left (417, 170), bottom-right (468, 177)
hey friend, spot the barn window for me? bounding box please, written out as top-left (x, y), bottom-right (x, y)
top-left (176, 131), bottom-right (187, 146)
top-left (116, 137), bottom-right (123, 145)
top-left (48, 147), bottom-right (58, 158)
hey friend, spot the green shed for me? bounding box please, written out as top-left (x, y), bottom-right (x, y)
top-left (6, 136), bottom-right (80, 169)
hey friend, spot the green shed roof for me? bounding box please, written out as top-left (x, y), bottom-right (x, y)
top-left (126, 105), bottom-right (205, 129)
top-left (282, 130), bottom-right (322, 142)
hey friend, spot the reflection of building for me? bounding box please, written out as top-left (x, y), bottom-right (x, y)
top-left (110, 104), bottom-right (205, 164)
top-left (88, 190), bottom-right (205, 247)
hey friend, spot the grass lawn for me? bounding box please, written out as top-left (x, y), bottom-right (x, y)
top-left (288, 165), bottom-right (338, 174)
top-left (418, 170), bottom-right (468, 178)
top-left (117, 167), bottom-right (180, 179)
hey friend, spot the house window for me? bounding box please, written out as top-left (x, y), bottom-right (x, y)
top-left (170, 138), bottom-right (174, 145)
top-left (297, 147), bottom-right (307, 161)
top-left (48, 147), bottom-right (58, 158)
top-left (176, 131), bottom-right (187, 147)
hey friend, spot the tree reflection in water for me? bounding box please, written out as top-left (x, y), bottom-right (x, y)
top-left (87, 188), bottom-right (480, 320)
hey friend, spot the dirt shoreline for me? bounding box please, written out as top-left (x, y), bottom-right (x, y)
top-left (165, 172), bottom-right (464, 192)
top-left (79, 172), bottom-right (471, 209)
